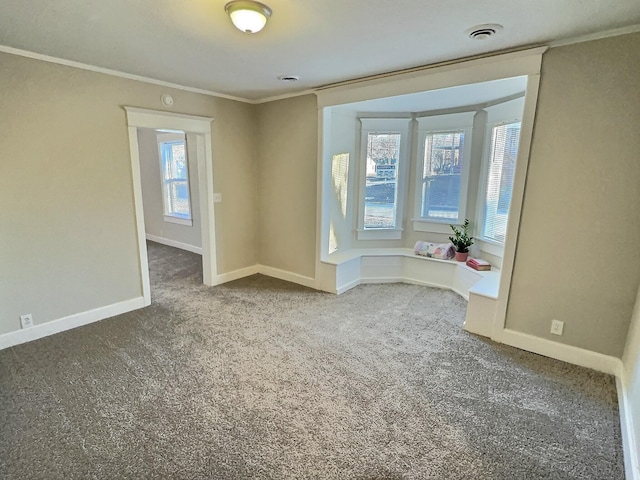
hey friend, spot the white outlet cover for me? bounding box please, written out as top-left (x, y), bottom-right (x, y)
top-left (550, 319), bottom-right (564, 335)
top-left (20, 314), bottom-right (34, 329)
top-left (213, 193), bottom-right (222, 203)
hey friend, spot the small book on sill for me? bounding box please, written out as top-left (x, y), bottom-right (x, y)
top-left (466, 258), bottom-right (492, 271)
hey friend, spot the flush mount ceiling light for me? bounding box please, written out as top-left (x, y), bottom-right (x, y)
top-left (225, 0), bottom-right (272, 34)
top-left (465, 24), bottom-right (503, 40)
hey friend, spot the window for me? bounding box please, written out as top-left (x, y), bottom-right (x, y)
top-left (159, 137), bottom-right (192, 222)
top-left (481, 122), bottom-right (521, 243)
top-left (364, 132), bottom-right (401, 229)
top-left (358, 119), bottom-right (409, 240)
top-left (414, 112), bottom-right (474, 231)
top-left (420, 130), bottom-right (466, 222)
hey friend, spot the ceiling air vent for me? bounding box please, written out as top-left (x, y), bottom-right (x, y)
top-left (278, 75), bottom-right (300, 82)
top-left (466, 24), bottom-right (503, 40)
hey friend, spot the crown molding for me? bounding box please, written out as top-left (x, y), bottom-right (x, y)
top-left (549, 23), bottom-right (640, 48)
top-left (0, 44), bottom-right (256, 104)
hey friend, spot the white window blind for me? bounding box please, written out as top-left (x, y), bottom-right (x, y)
top-left (482, 122), bottom-right (521, 242)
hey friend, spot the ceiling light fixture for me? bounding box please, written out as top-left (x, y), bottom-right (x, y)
top-left (466, 24), bottom-right (503, 40)
top-left (225, 1), bottom-right (272, 34)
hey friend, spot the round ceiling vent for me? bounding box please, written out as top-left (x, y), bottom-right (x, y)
top-left (466, 24), bottom-right (503, 40)
top-left (278, 75), bottom-right (300, 82)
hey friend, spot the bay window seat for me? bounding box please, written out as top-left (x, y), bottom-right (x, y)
top-left (321, 248), bottom-right (500, 338)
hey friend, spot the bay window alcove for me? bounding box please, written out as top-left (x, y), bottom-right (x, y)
top-left (314, 47), bottom-right (545, 343)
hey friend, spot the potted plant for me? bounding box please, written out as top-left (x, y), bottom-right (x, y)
top-left (449, 219), bottom-right (474, 262)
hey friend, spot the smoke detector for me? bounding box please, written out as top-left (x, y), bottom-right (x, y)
top-left (466, 24), bottom-right (503, 40)
top-left (278, 75), bottom-right (300, 82)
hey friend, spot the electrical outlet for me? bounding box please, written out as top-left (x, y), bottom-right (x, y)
top-left (213, 193), bottom-right (222, 203)
top-left (550, 319), bottom-right (564, 336)
top-left (20, 314), bottom-right (34, 329)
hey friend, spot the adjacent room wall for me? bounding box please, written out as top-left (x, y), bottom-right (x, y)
top-left (0, 51), bottom-right (257, 337)
top-left (506, 32), bottom-right (640, 357)
top-left (256, 95), bottom-right (317, 279)
top-left (138, 129), bottom-right (202, 251)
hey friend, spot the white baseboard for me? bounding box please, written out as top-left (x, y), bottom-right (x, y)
top-left (500, 329), bottom-right (621, 375)
top-left (617, 374), bottom-right (640, 480)
top-left (0, 297), bottom-right (146, 350)
top-left (210, 265), bottom-right (259, 286)
top-left (146, 234), bottom-right (203, 255)
top-left (257, 264), bottom-right (316, 289)
top-left (337, 278), bottom-right (361, 294)
top-left (360, 275), bottom-right (468, 300)
top-left (209, 264), bottom-right (316, 290)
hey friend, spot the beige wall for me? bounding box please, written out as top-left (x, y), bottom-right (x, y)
top-left (0, 52), bottom-right (257, 336)
top-left (507, 33), bottom-right (640, 357)
top-left (138, 129), bottom-right (202, 249)
top-left (211, 98), bottom-right (259, 274)
top-left (256, 95), bottom-right (317, 278)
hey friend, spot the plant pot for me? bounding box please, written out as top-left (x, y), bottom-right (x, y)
top-left (455, 251), bottom-right (468, 262)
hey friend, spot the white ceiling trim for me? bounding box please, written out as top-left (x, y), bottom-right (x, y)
top-left (0, 44), bottom-right (256, 104)
top-left (315, 47), bottom-right (548, 108)
top-left (549, 22), bottom-right (640, 48)
top-left (253, 88), bottom-right (318, 105)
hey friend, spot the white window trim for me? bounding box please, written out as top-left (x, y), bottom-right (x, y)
top-left (164, 214), bottom-right (193, 226)
top-left (157, 135), bottom-right (193, 222)
top-left (356, 118), bottom-right (411, 240)
top-left (413, 112), bottom-right (475, 232)
top-left (477, 238), bottom-right (504, 257)
top-left (475, 116), bottom-right (522, 247)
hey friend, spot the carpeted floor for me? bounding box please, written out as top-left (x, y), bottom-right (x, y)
top-left (0, 242), bottom-right (624, 479)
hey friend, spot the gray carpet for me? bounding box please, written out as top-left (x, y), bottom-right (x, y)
top-left (0, 242), bottom-right (624, 479)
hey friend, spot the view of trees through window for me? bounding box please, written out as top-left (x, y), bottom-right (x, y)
top-left (421, 131), bottom-right (465, 221)
top-left (160, 139), bottom-right (191, 219)
top-left (364, 133), bottom-right (401, 229)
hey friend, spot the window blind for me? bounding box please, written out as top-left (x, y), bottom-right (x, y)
top-left (482, 122), bottom-right (521, 242)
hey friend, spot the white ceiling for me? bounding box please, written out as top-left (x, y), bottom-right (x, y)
top-left (1, 0), bottom-right (639, 101)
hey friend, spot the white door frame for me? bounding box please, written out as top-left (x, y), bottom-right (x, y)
top-left (124, 107), bottom-right (216, 305)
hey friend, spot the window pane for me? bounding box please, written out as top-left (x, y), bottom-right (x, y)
top-left (161, 139), bottom-right (191, 219)
top-left (421, 131), bottom-right (465, 222)
top-left (483, 122), bottom-right (521, 242)
top-left (364, 133), bottom-right (400, 229)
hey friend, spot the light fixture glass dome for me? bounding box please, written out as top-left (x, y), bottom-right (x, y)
top-left (225, 1), bottom-right (272, 34)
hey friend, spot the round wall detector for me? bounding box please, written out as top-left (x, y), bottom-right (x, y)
top-left (161, 94), bottom-right (174, 107)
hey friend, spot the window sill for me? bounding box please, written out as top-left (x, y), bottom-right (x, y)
top-left (356, 228), bottom-right (403, 240)
top-left (164, 215), bottom-right (193, 226)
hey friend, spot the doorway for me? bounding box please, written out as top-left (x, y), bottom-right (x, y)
top-left (125, 107), bottom-right (217, 306)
